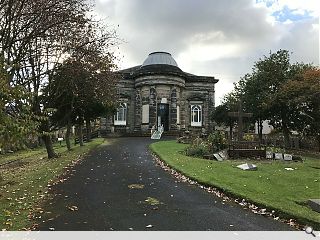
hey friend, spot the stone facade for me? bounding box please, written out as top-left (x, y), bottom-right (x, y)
top-left (102, 52), bottom-right (219, 135)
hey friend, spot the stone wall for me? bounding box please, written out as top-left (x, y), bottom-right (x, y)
top-left (104, 73), bottom-right (216, 135)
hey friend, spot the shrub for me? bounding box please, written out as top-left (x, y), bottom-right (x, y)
top-left (207, 131), bottom-right (227, 152)
top-left (185, 137), bottom-right (210, 157)
top-left (243, 134), bottom-right (254, 141)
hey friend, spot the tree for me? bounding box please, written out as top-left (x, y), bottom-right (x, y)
top-left (0, 61), bottom-right (39, 152)
top-left (213, 92), bottom-right (238, 140)
top-left (276, 68), bottom-right (320, 150)
top-left (1, 0), bottom-right (91, 158)
top-left (234, 73), bottom-right (270, 142)
top-left (1, 0), bottom-right (118, 157)
top-left (45, 54), bottom-right (118, 149)
top-left (238, 50), bottom-right (313, 148)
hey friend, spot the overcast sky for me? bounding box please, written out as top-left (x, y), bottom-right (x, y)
top-left (94, 0), bottom-right (319, 105)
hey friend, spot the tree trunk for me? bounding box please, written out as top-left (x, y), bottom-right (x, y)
top-left (258, 119), bottom-right (263, 143)
top-left (42, 135), bottom-right (58, 158)
top-left (66, 117), bottom-right (72, 151)
top-left (85, 119), bottom-right (91, 142)
top-left (79, 122), bottom-right (84, 146)
top-left (40, 119), bottom-right (58, 158)
top-left (317, 135), bottom-right (320, 152)
top-left (229, 121), bottom-right (233, 142)
top-left (282, 123), bottom-right (291, 149)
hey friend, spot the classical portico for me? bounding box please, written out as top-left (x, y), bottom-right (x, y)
top-left (101, 52), bottom-right (219, 135)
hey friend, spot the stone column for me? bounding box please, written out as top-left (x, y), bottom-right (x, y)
top-left (207, 88), bottom-right (215, 133)
top-left (134, 88), bottom-right (142, 132)
top-left (180, 90), bottom-right (187, 130)
top-left (149, 87), bottom-right (157, 129)
top-left (170, 88), bottom-right (177, 130)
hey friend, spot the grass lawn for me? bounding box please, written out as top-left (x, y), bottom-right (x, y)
top-left (0, 138), bottom-right (105, 230)
top-left (150, 140), bottom-right (320, 228)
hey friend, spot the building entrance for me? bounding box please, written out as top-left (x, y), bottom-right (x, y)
top-left (157, 103), bottom-right (169, 131)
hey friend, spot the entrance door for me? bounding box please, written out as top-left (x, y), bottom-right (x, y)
top-left (157, 103), bottom-right (169, 131)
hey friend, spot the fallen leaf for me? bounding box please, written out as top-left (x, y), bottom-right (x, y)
top-left (128, 184), bottom-right (144, 189)
top-left (144, 197), bottom-right (162, 206)
top-left (67, 205), bottom-right (78, 211)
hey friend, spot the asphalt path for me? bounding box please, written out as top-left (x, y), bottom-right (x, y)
top-left (36, 137), bottom-right (293, 231)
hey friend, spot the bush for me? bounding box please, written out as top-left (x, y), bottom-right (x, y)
top-left (185, 137), bottom-right (210, 157)
top-left (243, 134), bottom-right (254, 141)
top-left (207, 131), bottom-right (227, 152)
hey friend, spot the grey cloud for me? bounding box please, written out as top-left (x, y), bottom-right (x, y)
top-left (96, 0), bottom-right (276, 59)
top-left (277, 19), bottom-right (319, 65)
top-left (95, 0), bottom-right (319, 104)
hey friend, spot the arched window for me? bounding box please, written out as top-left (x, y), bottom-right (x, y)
top-left (191, 105), bottom-right (202, 127)
top-left (114, 103), bottom-right (127, 125)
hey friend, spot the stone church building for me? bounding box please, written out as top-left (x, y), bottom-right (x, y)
top-left (101, 52), bottom-right (219, 135)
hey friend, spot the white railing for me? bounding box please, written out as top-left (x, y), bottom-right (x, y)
top-left (151, 125), bottom-right (164, 139)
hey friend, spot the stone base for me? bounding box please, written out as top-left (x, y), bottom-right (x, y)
top-left (308, 199), bottom-right (320, 213)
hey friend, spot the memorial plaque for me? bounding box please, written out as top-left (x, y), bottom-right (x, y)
top-left (274, 153), bottom-right (283, 160)
top-left (237, 163), bottom-right (257, 171)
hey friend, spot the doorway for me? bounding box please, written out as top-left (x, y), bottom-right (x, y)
top-left (157, 103), bottom-right (169, 131)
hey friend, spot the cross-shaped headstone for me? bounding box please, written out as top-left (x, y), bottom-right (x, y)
top-left (228, 100), bottom-right (253, 140)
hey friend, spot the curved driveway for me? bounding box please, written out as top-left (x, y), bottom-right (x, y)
top-left (37, 137), bottom-right (292, 231)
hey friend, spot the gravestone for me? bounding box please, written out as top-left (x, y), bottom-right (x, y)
top-left (218, 150), bottom-right (228, 160)
top-left (213, 153), bottom-right (223, 161)
top-left (283, 154), bottom-right (293, 161)
top-left (266, 151), bottom-right (273, 159)
top-left (274, 153), bottom-right (283, 160)
top-left (237, 163), bottom-right (257, 171)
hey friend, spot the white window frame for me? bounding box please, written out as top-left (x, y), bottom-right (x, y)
top-left (114, 103), bottom-right (127, 126)
top-left (177, 105), bottom-right (180, 124)
top-left (191, 105), bottom-right (202, 127)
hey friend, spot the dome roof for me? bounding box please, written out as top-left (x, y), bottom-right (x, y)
top-left (142, 52), bottom-right (178, 67)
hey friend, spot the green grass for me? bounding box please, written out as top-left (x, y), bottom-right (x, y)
top-left (0, 138), bottom-right (105, 230)
top-left (150, 140), bottom-right (320, 228)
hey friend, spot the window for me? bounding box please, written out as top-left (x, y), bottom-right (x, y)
top-left (114, 103), bottom-right (127, 125)
top-left (191, 105), bottom-right (202, 127)
top-left (177, 105), bottom-right (180, 124)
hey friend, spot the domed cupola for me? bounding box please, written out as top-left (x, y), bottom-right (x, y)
top-left (134, 52), bottom-right (185, 87)
top-left (142, 52), bottom-right (178, 67)
top-left (138, 52), bottom-right (183, 75)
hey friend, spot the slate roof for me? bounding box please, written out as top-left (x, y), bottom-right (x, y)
top-left (117, 52), bottom-right (218, 83)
